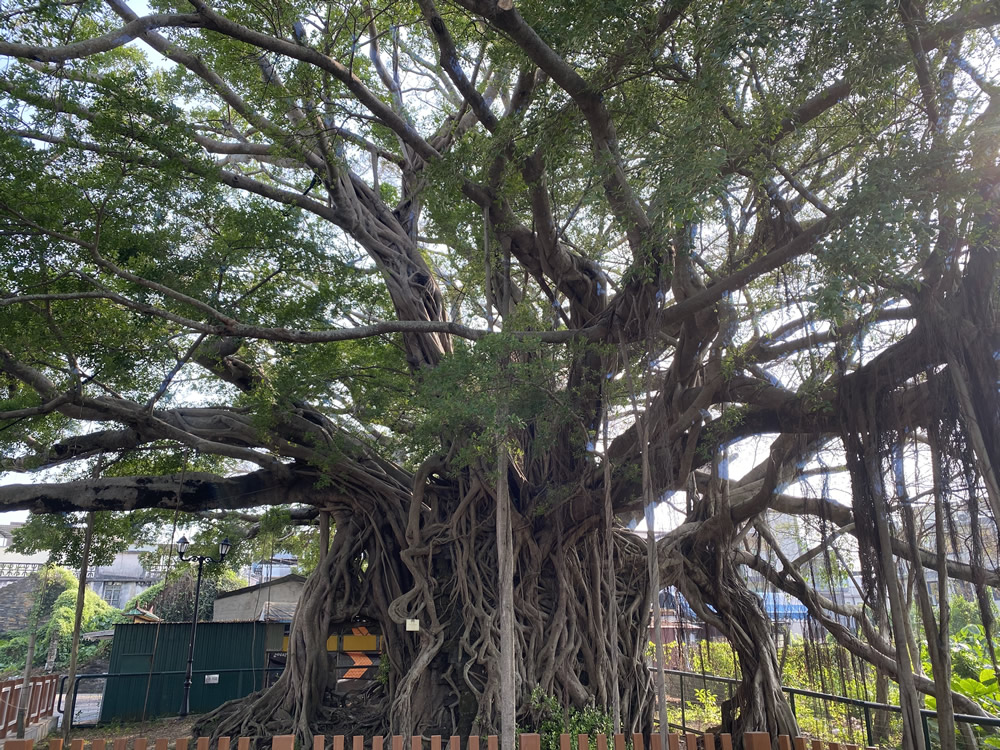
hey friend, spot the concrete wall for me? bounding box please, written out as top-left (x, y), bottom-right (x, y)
top-left (213, 579), bottom-right (304, 621)
top-left (96, 549), bottom-right (155, 579)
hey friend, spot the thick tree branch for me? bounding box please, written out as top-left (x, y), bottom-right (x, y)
top-left (725, 1), bottom-right (1000, 167)
top-left (0, 13), bottom-right (203, 61)
top-left (453, 0), bottom-right (653, 258)
top-left (0, 470), bottom-right (320, 513)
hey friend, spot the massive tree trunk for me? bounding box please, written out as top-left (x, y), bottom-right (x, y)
top-left (197, 472), bottom-right (655, 743)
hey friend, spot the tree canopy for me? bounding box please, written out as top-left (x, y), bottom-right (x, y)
top-left (2, 0), bottom-right (1000, 746)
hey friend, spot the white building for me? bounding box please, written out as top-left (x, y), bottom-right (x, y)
top-left (87, 546), bottom-right (164, 607)
top-left (0, 524), bottom-right (48, 588)
top-left (247, 553), bottom-right (299, 586)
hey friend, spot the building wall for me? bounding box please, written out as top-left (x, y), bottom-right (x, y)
top-left (0, 569), bottom-right (76, 634)
top-left (213, 580), bottom-right (304, 621)
top-left (90, 579), bottom-right (154, 609)
top-left (0, 529), bottom-right (165, 604)
top-left (247, 555), bottom-right (297, 585)
top-left (93, 550), bottom-right (155, 580)
top-left (87, 548), bottom-right (163, 607)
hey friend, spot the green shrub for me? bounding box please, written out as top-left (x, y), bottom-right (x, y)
top-left (0, 566), bottom-right (120, 674)
top-left (530, 686), bottom-right (614, 750)
top-left (123, 568), bottom-right (246, 622)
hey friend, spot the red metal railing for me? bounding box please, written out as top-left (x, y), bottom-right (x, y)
top-left (0, 674), bottom-right (59, 739)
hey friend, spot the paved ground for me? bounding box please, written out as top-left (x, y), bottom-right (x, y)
top-left (0, 715), bottom-right (57, 748)
top-left (61, 693), bottom-right (103, 728)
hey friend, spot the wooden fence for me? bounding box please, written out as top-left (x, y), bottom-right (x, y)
top-left (0, 675), bottom-right (59, 739)
top-left (1, 732), bottom-right (883, 750)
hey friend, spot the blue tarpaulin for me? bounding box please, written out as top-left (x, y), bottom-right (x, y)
top-left (759, 593), bottom-right (810, 620)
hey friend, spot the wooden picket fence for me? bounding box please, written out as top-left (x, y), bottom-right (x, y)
top-left (0, 676), bottom-right (59, 739)
top-left (0, 732), bottom-right (883, 750)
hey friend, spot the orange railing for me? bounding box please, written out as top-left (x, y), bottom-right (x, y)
top-left (0, 731), bottom-right (881, 750)
top-left (0, 674), bottom-right (59, 739)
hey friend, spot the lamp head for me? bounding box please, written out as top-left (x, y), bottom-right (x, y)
top-left (176, 536), bottom-right (189, 556)
top-left (219, 537), bottom-right (231, 560)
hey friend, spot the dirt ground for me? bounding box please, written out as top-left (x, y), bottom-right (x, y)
top-left (58, 716), bottom-right (199, 747)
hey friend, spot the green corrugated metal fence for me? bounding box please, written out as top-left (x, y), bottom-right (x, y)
top-left (100, 621), bottom-right (285, 722)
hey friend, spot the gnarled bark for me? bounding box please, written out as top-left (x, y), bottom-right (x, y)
top-left (196, 468), bottom-right (655, 745)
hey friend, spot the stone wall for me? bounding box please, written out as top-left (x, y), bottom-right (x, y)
top-left (0, 571), bottom-right (72, 634)
top-left (0, 574), bottom-right (40, 633)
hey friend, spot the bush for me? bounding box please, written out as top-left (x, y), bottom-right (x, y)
top-left (652, 636), bottom-right (892, 743)
top-left (530, 686), bottom-right (613, 750)
top-left (123, 568), bottom-right (246, 622)
top-left (0, 566), bottom-right (121, 674)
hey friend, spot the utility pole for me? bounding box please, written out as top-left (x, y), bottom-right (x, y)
top-left (496, 226), bottom-right (515, 750)
top-left (62, 510), bottom-right (96, 741)
top-left (16, 566), bottom-right (49, 738)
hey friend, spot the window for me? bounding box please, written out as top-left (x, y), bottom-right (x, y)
top-left (104, 582), bottom-right (122, 608)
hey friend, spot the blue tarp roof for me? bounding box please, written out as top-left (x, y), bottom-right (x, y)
top-left (760, 593), bottom-right (810, 620)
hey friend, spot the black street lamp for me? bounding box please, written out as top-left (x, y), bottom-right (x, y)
top-left (175, 535), bottom-right (231, 717)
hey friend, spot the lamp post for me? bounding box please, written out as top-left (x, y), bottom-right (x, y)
top-left (175, 535), bottom-right (231, 717)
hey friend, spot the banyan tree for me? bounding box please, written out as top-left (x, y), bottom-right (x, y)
top-left (1, 0), bottom-right (1000, 747)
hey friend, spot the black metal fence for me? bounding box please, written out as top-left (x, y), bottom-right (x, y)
top-left (58, 668), bottom-right (285, 729)
top-left (657, 668), bottom-right (1000, 750)
top-left (57, 660), bottom-right (382, 729)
